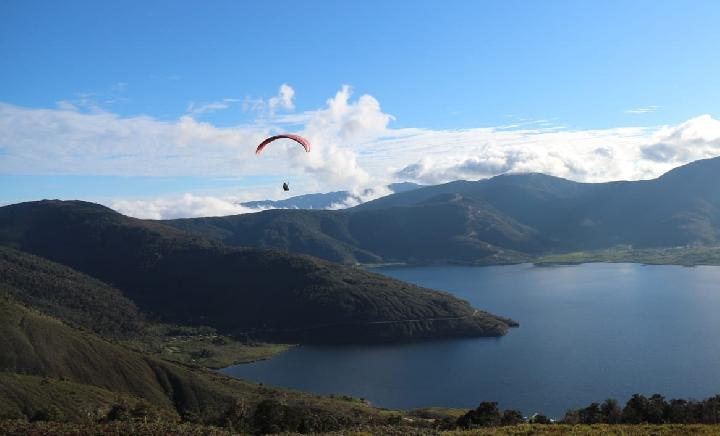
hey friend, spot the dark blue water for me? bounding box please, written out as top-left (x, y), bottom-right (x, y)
top-left (220, 263), bottom-right (720, 417)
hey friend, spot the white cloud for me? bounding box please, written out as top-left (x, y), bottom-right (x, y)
top-left (186, 98), bottom-right (240, 116)
top-left (243, 83), bottom-right (296, 115)
top-left (385, 124), bottom-right (662, 184)
top-left (268, 83), bottom-right (295, 113)
top-left (3, 83), bottom-right (720, 218)
top-left (641, 114), bottom-right (720, 163)
top-left (626, 105), bottom-right (661, 114)
top-left (288, 85), bottom-right (395, 191)
top-left (111, 193), bottom-right (261, 220)
top-left (326, 185), bottom-right (393, 209)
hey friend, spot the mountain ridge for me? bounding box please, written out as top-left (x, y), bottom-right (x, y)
top-left (166, 157), bottom-right (720, 265)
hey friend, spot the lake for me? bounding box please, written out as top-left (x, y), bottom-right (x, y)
top-left (220, 263), bottom-right (720, 417)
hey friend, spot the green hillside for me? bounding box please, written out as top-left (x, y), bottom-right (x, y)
top-left (0, 296), bottom-right (381, 429)
top-left (167, 157), bottom-right (720, 266)
top-left (0, 246), bottom-right (144, 338)
top-left (0, 200), bottom-right (515, 342)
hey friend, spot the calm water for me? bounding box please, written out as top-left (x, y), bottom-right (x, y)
top-left (220, 263), bottom-right (720, 417)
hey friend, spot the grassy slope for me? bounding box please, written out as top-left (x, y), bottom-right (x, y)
top-left (0, 297), bottom-right (380, 424)
top-left (168, 196), bottom-right (540, 266)
top-left (0, 245), bottom-right (289, 367)
top-left (0, 373), bottom-right (175, 422)
top-left (0, 246), bottom-right (145, 338)
top-left (122, 323), bottom-right (291, 369)
top-left (534, 246), bottom-right (720, 267)
top-left (0, 200), bottom-right (515, 342)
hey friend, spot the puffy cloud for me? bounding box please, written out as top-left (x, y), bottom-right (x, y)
top-left (111, 193), bottom-right (261, 220)
top-left (387, 125), bottom-right (661, 184)
top-left (642, 115), bottom-right (720, 163)
top-left (268, 83), bottom-right (295, 113)
top-left (288, 85), bottom-right (395, 191)
top-left (243, 83), bottom-right (296, 115)
top-left (326, 185), bottom-right (393, 209)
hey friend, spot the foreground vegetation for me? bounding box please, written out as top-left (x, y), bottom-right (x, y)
top-left (2, 421), bottom-right (720, 436)
top-left (445, 424), bottom-right (720, 435)
top-left (534, 246), bottom-right (720, 267)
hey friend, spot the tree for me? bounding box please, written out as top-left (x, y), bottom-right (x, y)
top-left (457, 402), bottom-right (502, 428)
top-left (667, 399), bottom-right (691, 424)
top-left (622, 394), bottom-right (649, 423)
top-left (563, 409), bottom-right (581, 425)
top-left (253, 399), bottom-right (287, 434)
top-left (501, 409), bottom-right (524, 425)
top-left (700, 395), bottom-right (720, 424)
top-left (600, 398), bottom-right (622, 424)
top-left (579, 402), bottom-right (602, 424)
top-left (647, 394), bottom-right (668, 424)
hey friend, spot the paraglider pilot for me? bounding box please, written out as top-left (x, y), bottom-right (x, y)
top-left (255, 134), bottom-right (310, 194)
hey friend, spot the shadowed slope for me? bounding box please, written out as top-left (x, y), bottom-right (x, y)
top-left (0, 201), bottom-right (515, 342)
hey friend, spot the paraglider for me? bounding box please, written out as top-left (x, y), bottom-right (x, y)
top-left (255, 134), bottom-right (311, 155)
top-left (255, 134), bottom-right (311, 192)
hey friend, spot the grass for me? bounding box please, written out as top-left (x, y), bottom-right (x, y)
top-left (122, 324), bottom-right (291, 369)
top-left (444, 424), bottom-right (720, 435)
top-left (0, 297), bottom-right (382, 426)
top-left (534, 246), bottom-right (720, 267)
top-left (0, 373), bottom-right (178, 422)
top-left (0, 420), bottom-right (232, 435)
top-left (409, 407), bottom-right (469, 420)
top-left (4, 421), bottom-right (719, 435)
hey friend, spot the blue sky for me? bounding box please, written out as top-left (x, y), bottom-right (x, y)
top-left (2, 1), bottom-right (720, 217)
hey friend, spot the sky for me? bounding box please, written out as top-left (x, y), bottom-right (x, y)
top-left (2, 0), bottom-right (720, 218)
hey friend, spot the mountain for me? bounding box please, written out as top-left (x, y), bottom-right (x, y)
top-left (167, 157), bottom-right (720, 265)
top-left (0, 296), bottom-right (381, 428)
top-left (0, 200), bottom-right (516, 343)
top-left (240, 182), bottom-right (422, 210)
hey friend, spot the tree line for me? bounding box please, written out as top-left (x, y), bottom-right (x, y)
top-left (457, 393), bottom-right (720, 428)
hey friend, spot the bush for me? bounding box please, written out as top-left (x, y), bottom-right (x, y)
top-left (457, 402), bottom-right (501, 428)
top-left (501, 409), bottom-right (524, 425)
top-left (31, 405), bottom-right (65, 422)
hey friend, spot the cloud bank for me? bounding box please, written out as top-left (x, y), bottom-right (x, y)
top-left (2, 84), bottom-right (720, 218)
top-left (111, 193), bottom-right (259, 220)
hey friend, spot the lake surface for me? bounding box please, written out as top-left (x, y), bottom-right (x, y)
top-left (220, 263), bottom-right (720, 417)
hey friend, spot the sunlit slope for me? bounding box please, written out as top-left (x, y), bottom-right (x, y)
top-left (0, 297), bottom-right (380, 425)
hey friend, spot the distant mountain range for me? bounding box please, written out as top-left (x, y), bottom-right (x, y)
top-left (240, 182), bottom-right (421, 210)
top-left (168, 157), bottom-right (720, 265)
